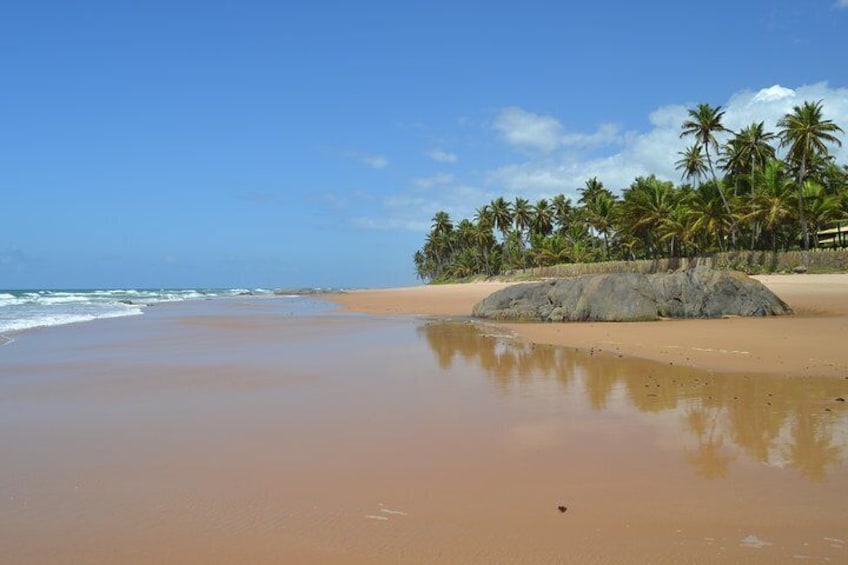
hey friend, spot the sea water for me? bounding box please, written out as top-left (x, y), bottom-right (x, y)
top-left (0, 288), bottom-right (278, 337)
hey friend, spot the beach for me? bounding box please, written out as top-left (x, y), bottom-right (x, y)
top-left (327, 274), bottom-right (848, 378)
top-left (1, 280), bottom-right (847, 563)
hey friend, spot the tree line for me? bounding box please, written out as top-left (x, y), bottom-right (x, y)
top-left (414, 101), bottom-right (846, 281)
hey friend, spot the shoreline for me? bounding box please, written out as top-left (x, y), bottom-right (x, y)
top-left (325, 273), bottom-right (848, 378)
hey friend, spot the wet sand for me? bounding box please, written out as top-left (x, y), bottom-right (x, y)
top-left (327, 274), bottom-right (848, 378)
top-left (1, 295), bottom-right (847, 563)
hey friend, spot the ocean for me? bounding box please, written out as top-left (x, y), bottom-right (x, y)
top-left (0, 288), bottom-right (279, 337)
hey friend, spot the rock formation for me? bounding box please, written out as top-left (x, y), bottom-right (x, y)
top-left (472, 267), bottom-right (792, 322)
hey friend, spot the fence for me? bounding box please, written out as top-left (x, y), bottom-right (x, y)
top-left (508, 249), bottom-right (848, 278)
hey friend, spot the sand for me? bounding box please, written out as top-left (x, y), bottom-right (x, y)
top-left (1, 290), bottom-right (847, 563)
top-left (327, 274), bottom-right (848, 378)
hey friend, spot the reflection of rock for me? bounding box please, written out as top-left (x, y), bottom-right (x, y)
top-left (418, 321), bottom-right (847, 481)
top-left (473, 267), bottom-right (792, 321)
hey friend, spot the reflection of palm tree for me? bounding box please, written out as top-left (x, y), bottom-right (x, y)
top-left (417, 322), bottom-right (848, 482)
top-left (785, 409), bottom-right (842, 482)
top-left (584, 369), bottom-right (618, 410)
top-left (684, 406), bottom-right (736, 479)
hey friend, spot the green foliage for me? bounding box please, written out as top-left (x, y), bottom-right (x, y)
top-left (414, 101), bottom-right (847, 282)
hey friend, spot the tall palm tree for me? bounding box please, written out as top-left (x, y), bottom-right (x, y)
top-left (796, 180), bottom-right (843, 248)
top-left (743, 159), bottom-right (794, 251)
top-left (659, 202), bottom-right (697, 258)
top-left (778, 100), bottom-right (844, 249)
top-left (689, 180), bottom-right (733, 252)
top-left (578, 177), bottom-right (610, 206)
top-left (513, 197), bottom-right (533, 234)
top-left (413, 250), bottom-right (428, 280)
top-left (473, 205), bottom-right (493, 226)
top-left (472, 219), bottom-right (495, 275)
top-left (720, 122), bottom-right (777, 195)
top-left (513, 197), bottom-right (533, 264)
top-left (489, 197), bottom-right (513, 240)
top-left (680, 103), bottom-right (733, 218)
top-left (551, 194), bottom-right (573, 234)
top-left (618, 176), bottom-right (677, 257)
top-left (531, 198), bottom-right (554, 237)
top-left (675, 144), bottom-right (708, 184)
top-left (585, 191), bottom-right (617, 258)
top-left (431, 210), bottom-right (454, 236)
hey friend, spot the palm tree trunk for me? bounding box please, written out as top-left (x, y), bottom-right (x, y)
top-left (798, 155), bottom-right (809, 251)
top-left (705, 145), bottom-right (736, 248)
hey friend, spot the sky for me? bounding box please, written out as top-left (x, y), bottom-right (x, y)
top-left (1, 0), bottom-right (847, 289)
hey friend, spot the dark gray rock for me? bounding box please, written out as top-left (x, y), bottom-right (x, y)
top-left (472, 267), bottom-right (793, 322)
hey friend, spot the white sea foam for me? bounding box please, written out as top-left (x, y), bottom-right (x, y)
top-left (0, 308), bottom-right (144, 333)
top-left (0, 288), bottom-right (271, 335)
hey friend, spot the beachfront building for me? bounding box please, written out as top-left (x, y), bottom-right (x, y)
top-left (817, 222), bottom-right (848, 248)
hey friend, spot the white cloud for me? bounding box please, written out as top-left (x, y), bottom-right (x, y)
top-left (350, 216), bottom-right (429, 232)
top-left (428, 148), bottom-right (458, 163)
top-left (361, 154), bottom-right (389, 169)
top-left (412, 173), bottom-right (455, 189)
top-left (494, 107), bottom-right (564, 153)
top-left (561, 123), bottom-right (622, 147)
top-left (494, 107), bottom-right (624, 154)
top-left (345, 151), bottom-right (389, 169)
top-left (493, 82), bottom-right (848, 198)
top-left (355, 182), bottom-right (492, 232)
top-left (836, 0), bottom-right (848, 8)
top-left (354, 82), bottom-right (848, 232)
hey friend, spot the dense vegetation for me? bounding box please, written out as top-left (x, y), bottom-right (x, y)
top-left (414, 101), bottom-right (847, 282)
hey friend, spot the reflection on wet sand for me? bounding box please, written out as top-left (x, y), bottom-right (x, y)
top-left (419, 321), bottom-right (848, 482)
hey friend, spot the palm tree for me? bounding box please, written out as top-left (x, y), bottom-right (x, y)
top-left (431, 210), bottom-right (454, 236)
top-left (743, 159), bottom-right (794, 251)
top-left (680, 103), bottom-right (734, 219)
top-left (473, 205), bottom-right (493, 226)
top-left (675, 144), bottom-right (708, 184)
top-left (551, 194), bottom-right (573, 233)
top-left (796, 180), bottom-right (843, 248)
top-left (778, 100), bottom-right (844, 250)
top-left (513, 197), bottom-right (533, 264)
top-left (720, 122), bottom-right (776, 195)
top-left (489, 197), bottom-right (513, 240)
top-left (578, 177), bottom-right (610, 206)
top-left (618, 176), bottom-right (678, 257)
top-left (659, 196), bottom-right (697, 257)
top-left (472, 219), bottom-right (495, 275)
top-left (689, 180), bottom-right (734, 252)
top-left (531, 198), bottom-right (554, 237)
top-left (585, 191), bottom-right (617, 258)
top-left (413, 250), bottom-right (428, 280)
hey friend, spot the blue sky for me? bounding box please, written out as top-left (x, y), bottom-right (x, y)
top-left (1, 1), bottom-right (847, 289)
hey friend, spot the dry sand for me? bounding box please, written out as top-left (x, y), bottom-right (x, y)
top-left (327, 274), bottom-right (848, 378)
